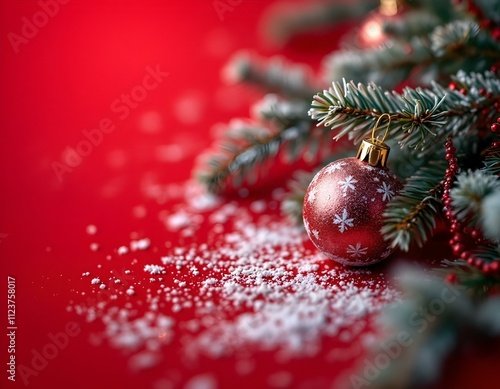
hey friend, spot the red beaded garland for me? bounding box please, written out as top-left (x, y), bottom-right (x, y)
top-left (441, 136), bottom-right (500, 274)
top-left (303, 157), bottom-right (403, 266)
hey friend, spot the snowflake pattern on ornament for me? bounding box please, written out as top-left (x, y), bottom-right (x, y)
top-left (362, 164), bottom-right (376, 172)
top-left (333, 208), bottom-right (354, 233)
top-left (376, 182), bottom-right (394, 201)
top-left (307, 188), bottom-right (318, 204)
top-left (325, 162), bottom-right (346, 174)
top-left (338, 175), bottom-right (358, 197)
top-left (312, 229), bottom-right (320, 239)
top-left (346, 243), bottom-right (368, 259)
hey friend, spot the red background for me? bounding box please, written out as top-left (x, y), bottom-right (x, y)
top-left (1, 1), bottom-right (499, 388)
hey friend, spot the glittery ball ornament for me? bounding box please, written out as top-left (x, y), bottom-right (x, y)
top-left (303, 123), bottom-right (403, 266)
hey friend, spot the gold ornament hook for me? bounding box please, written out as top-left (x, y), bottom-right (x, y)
top-left (356, 113), bottom-right (392, 168)
top-left (371, 113), bottom-right (391, 144)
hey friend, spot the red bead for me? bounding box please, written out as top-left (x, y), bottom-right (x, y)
top-left (452, 243), bottom-right (464, 256)
top-left (492, 123), bottom-right (500, 132)
top-left (448, 82), bottom-right (457, 91)
top-left (445, 273), bottom-right (457, 284)
top-left (459, 88), bottom-right (467, 95)
top-left (490, 261), bottom-right (499, 272)
top-left (470, 229), bottom-right (480, 239)
top-left (303, 157), bottom-right (403, 266)
top-left (492, 27), bottom-right (500, 40)
top-left (479, 87), bottom-right (487, 96)
top-left (475, 258), bottom-right (483, 268)
top-left (492, 142), bottom-right (500, 149)
top-left (482, 263), bottom-right (491, 273)
top-left (460, 251), bottom-right (469, 260)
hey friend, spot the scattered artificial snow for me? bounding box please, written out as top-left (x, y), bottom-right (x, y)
top-left (86, 224), bottom-right (97, 235)
top-left (117, 246), bottom-right (129, 255)
top-left (144, 264), bottom-right (166, 275)
top-left (71, 182), bottom-right (400, 381)
top-left (130, 238), bottom-right (151, 251)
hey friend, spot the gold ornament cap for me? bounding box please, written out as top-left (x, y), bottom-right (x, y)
top-left (356, 114), bottom-right (391, 168)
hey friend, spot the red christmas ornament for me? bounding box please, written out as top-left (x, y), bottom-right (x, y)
top-left (303, 115), bottom-right (403, 266)
top-left (356, 0), bottom-right (402, 48)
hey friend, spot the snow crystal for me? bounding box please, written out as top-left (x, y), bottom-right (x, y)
top-left (144, 264), bottom-right (166, 275)
top-left (130, 238), bottom-right (151, 251)
top-left (117, 246), bottom-right (129, 255)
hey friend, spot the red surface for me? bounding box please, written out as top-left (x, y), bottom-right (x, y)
top-left (1, 1), bottom-right (499, 389)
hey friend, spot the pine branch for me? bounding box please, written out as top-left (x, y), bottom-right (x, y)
top-left (324, 18), bottom-right (500, 89)
top-left (382, 9), bottom-right (443, 40)
top-left (475, 0), bottom-right (500, 24)
top-left (441, 258), bottom-right (500, 295)
top-left (260, 0), bottom-right (378, 47)
top-left (197, 119), bottom-right (312, 193)
top-left (223, 52), bottom-right (319, 100)
top-left (309, 71), bottom-right (500, 152)
top-left (481, 189), bottom-right (500, 242)
top-left (483, 152), bottom-right (500, 176)
top-left (252, 94), bottom-right (311, 123)
top-left (382, 160), bottom-right (447, 252)
top-left (322, 39), bottom-right (431, 89)
top-left (430, 20), bottom-right (500, 76)
top-left (450, 169), bottom-right (500, 228)
top-left (363, 263), bottom-right (500, 389)
top-left (280, 170), bottom-right (315, 225)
